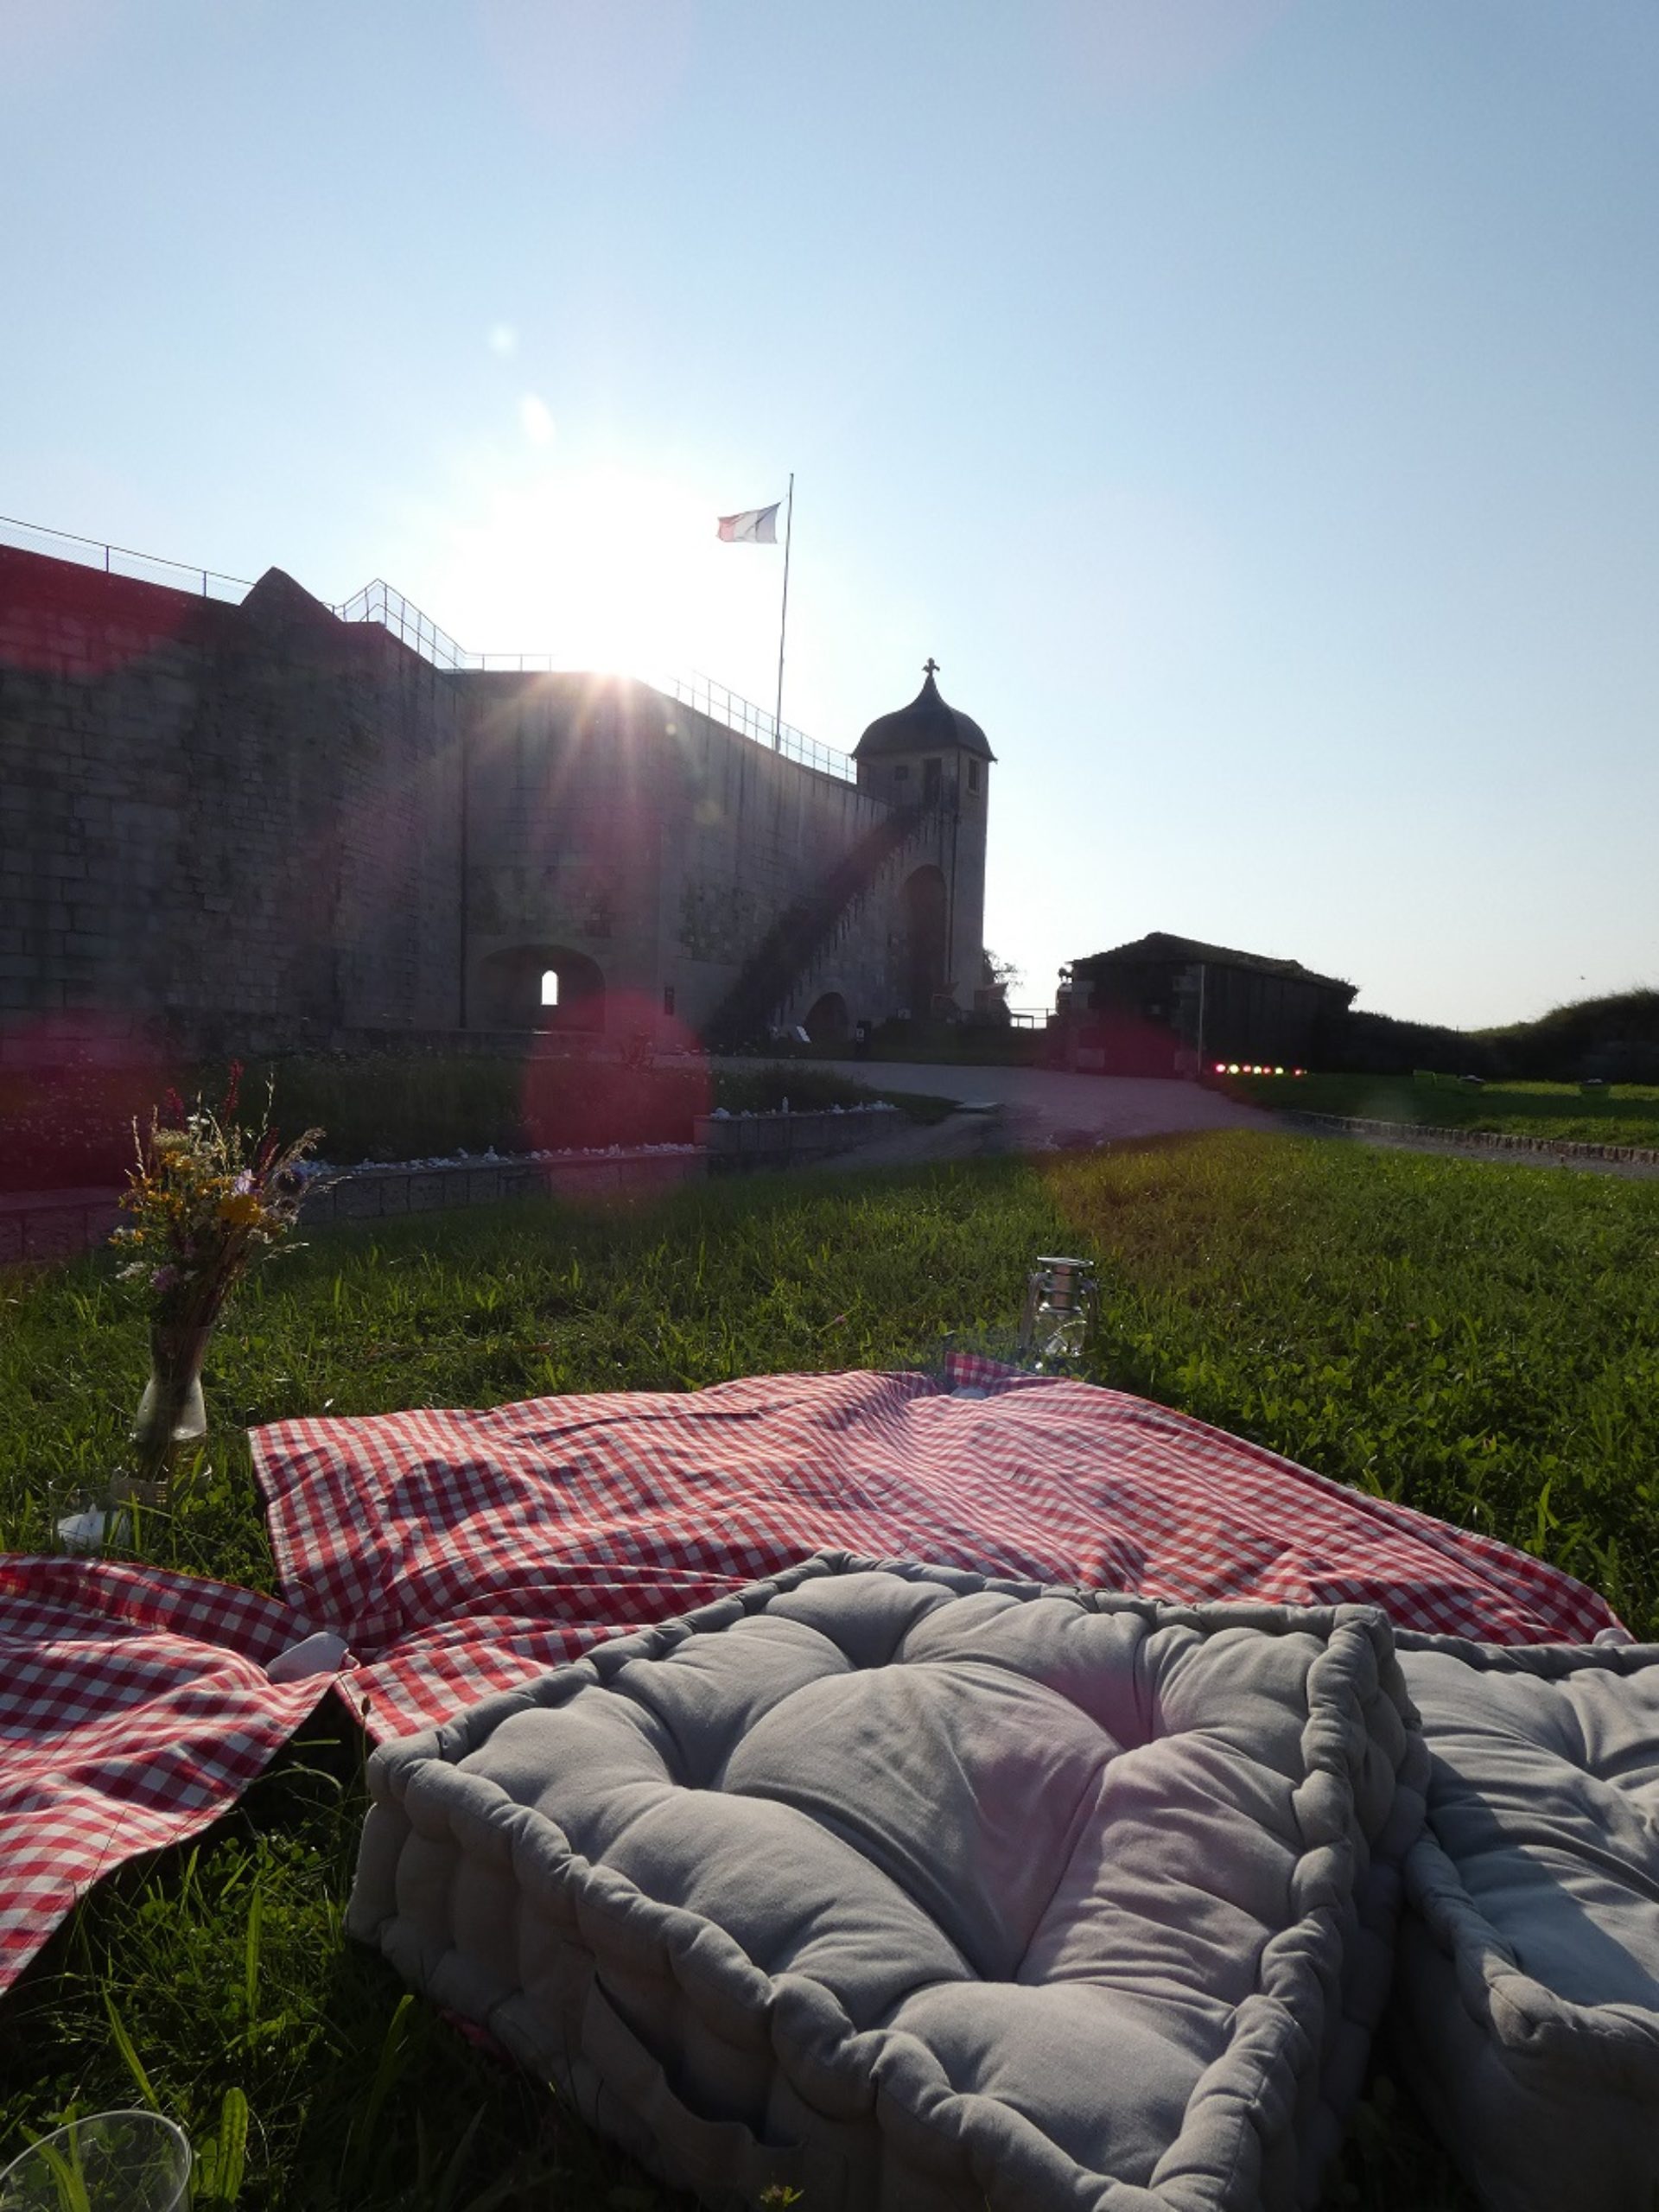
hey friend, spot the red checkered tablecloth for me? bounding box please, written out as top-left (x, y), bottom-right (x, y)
top-left (1, 1362), bottom-right (1623, 1995)
top-left (252, 1357), bottom-right (1622, 1742)
top-left (0, 1559), bottom-right (331, 1996)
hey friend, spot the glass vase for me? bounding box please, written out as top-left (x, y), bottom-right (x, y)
top-left (124, 1318), bottom-right (213, 1502)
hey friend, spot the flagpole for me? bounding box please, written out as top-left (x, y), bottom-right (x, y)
top-left (773, 472), bottom-right (793, 750)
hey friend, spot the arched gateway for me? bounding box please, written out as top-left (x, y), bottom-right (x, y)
top-left (476, 945), bottom-right (605, 1032)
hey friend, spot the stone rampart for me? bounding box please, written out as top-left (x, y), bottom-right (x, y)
top-left (2, 543), bottom-right (990, 1057)
top-left (1, 550), bottom-right (464, 1049)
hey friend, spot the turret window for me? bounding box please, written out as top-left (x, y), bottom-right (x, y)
top-left (923, 757), bottom-right (942, 803)
top-left (967, 760), bottom-right (981, 793)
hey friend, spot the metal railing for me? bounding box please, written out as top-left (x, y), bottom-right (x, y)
top-left (332, 580), bottom-right (561, 673)
top-left (660, 672), bottom-right (855, 783)
top-left (335, 578), bottom-right (858, 785)
top-left (0, 516), bottom-right (860, 787)
top-left (0, 512), bottom-right (251, 602)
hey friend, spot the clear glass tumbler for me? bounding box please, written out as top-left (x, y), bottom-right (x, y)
top-left (0, 2111), bottom-right (192, 2212)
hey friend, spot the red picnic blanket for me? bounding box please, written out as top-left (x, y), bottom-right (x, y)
top-left (1, 1362), bottom-right (1624, 1999)
top-left (0, 1560), bottom-right (333, 1996)
top-left (251, 1357), bottom-right (1622, 1743)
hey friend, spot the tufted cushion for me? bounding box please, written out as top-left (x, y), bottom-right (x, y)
top-left (1392, 1636), bottom-right (1659, 2212)
top-left (349, 1554), bottom-right (1427, 2211)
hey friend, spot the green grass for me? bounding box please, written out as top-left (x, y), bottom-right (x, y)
top-left (7, 1132), bottom-right (1659, 2205)
top-left (1230, 1071), bottom-right (1659, 1149)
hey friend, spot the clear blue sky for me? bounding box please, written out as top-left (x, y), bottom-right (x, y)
top-left (4, 0), bottom-right (1656, 1028)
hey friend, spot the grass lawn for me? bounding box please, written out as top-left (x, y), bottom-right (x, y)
top-left (4, 1131), bottom-right (1658, 2206)
top-left (1231, 1070), bottom-right (1659, 1148)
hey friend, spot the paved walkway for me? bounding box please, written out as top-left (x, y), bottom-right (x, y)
top-left (732, 1062), bottom-right (1659, 1180)
top-left (791, 1060), bottom-right (1274, 1150)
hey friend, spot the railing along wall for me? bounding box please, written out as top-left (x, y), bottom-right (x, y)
top-left (0, 515), bottom-right (859, 788)
top-left (0, 512), bottom-right (251, 604)
top-left (333, 579), bottom-right (857, 785)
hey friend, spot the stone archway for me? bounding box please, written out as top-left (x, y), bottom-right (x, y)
top-left (900, 865), bottom-right (948, 1016)
top-left (477, 945), bottom-right (606, 1032)
top-left (804, 990), bottom-right (851, 1045)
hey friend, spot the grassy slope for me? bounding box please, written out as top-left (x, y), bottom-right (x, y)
top-left (6, 1133), bottom-right (1658, 2206)
top-left (1231, 1071), bottom-right (1659, 1148)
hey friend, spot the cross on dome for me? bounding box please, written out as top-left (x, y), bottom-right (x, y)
top-left (853, 659), bottom-right (995, 764)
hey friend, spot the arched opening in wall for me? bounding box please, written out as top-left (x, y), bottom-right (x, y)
top-left (478, 946), bottom-right (606, 1032)
top-left (900, 865), bottom-right (948, 1017)
top-left (804, 991), bottom-right (850, 1046)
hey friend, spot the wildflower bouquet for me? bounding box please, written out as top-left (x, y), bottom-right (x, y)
top-left (111, 1064), bottom-right (322, 1494)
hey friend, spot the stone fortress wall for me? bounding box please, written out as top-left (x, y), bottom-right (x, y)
top-left (0, 543), bottom-right (989, 1056)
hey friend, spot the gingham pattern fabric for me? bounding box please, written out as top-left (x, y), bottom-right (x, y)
top-left (253, 1357), bottom-right (1621, 1743)
top-left (0, 1557), bottom-right (332, 1996)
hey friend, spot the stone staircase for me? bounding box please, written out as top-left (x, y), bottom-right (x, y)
top-left (702, 801), bottom-right (934, 1051)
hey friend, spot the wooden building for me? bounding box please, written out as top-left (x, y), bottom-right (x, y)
top-left (1055, 931), bottom-right (1357, 1077)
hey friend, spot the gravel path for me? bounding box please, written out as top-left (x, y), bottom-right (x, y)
top-left (1289, 1117), bottom-right (1659, 1180)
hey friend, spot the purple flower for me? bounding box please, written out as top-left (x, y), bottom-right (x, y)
top-left (232, 1171), bottom-right (254, 1194)
top-left (149, 1265), bottom-right (181, 1294)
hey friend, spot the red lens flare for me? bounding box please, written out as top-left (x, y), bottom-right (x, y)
top-left (518, 992), bottom-right (711, 1168)
top-left (0, 1014), bottom-right (175, 1196)
top-left (1, 546), bottom-right (209, 679)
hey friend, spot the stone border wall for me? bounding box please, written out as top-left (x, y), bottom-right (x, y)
top-left (1283, 1111), bottom-right (1659, 1170)
top-left (0, 1187), bottom-right (125, 1266)
top-left (0, 1150), bottom-right (704, 1267)
top-left (1, 1109), bottom-right (905, 1264)
top-left (297, 1149), bottom-right (705, 1225)
top-left (693, 1104), bottom-right (901, 1172)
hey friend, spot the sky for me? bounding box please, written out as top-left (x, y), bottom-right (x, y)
top-left (3, 0), bottom-right (1656, 1029)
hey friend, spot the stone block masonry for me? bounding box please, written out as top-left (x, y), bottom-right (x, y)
top-left (3, 539), bottom-right (992, 1061)
top-left (1, 550), bottom-right (464, 1046)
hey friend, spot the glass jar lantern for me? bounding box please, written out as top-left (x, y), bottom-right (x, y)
top-left (1017, 1255), bottom-right (1097, 1373)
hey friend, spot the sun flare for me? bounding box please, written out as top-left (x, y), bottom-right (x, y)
top-left (411, 452), bottom-right (788, 700)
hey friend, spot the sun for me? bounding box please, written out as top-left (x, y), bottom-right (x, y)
top-left (410, 451), bottom-right (787, 701)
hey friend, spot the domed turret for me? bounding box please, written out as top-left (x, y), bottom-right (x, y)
top-left (853, 658), bottom-right (995, 765)
top-left (849, 659), bottom-right (992, 1024)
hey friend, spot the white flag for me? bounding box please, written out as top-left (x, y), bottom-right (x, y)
top-left (717, 502), bottom-right (779, 543)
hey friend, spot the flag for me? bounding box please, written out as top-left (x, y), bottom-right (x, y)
top-left (717, 503), bottom-right (779, 543)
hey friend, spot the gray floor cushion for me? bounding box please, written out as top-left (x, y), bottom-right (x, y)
top-left (349, 1554), bottom-right (1427, 2212)
top-left (1393, 1634), bottom-right (1659, 2212)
